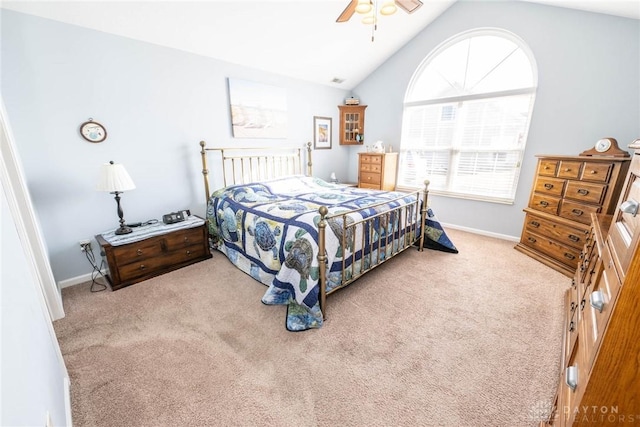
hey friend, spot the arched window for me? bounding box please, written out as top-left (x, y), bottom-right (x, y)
top-left (398, 29), bottom-right (537, 203)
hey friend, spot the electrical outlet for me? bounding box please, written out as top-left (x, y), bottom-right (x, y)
top-left (79, 239), bottom-right (91, 252)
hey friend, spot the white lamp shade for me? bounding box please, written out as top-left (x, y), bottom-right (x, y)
top-left (96, 162), bottom-right (136, 192)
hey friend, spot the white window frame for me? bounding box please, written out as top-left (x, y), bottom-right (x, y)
top-left (397, 28), bottom-right (538, 204)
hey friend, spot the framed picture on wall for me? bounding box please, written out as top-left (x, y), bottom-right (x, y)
top-left (313, 116), bottom-right (332, 149)
top-left (228, 78), bottom-right (288, 139)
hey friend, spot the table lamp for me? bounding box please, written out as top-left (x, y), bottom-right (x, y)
top-left (96, 161), bottom-right (136, 235)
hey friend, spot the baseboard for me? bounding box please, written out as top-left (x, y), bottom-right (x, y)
top-left (58, 270), bottom-right (105, 289)
top-left (58, 226), bottom-right (517, 287)
top-left (440, 222), bottom-right (520, 242)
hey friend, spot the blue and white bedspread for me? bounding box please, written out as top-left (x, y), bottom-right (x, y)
top-left (206, 176), bottom-right (455, 331)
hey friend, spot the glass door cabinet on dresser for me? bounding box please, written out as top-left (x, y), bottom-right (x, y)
top-left (338, 105), bottom-right (366, 145)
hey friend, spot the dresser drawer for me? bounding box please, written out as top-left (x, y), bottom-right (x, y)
top-left (521, 230), bottom-right (581, 267)
top-left (534, 176), bottom-right (565, 197)
top-left (559, 200), bottom-right (600, 225)
top-left (360, 154), bottom-right (382, 165)
top-left (524, 213), bottom-right (588, 249)
top-left (360, 171), bottom-right (381, 185)
top-left (118, 244), bottom-right (207, 282)
top-left (530, 194), bottom-right (561, 215)
top-left (557, 161), bottom-right (582, 179)
top-left (360, 163), bottom-right (381, 173)
top-left (580, 162), bottom-right (612, 183)
top-left (538, 160), bottom-right (559, 177)
top-left (564, 181), bottom-right (606, 205)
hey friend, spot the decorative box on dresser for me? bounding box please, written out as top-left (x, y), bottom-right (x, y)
top-left (96, 217), bottom-right (211, 290)
top-left (542, 139), bottom-right (640, 426)
top-left (515, 153), bottom-right (630, 277)
top-left (358, 152), bottom-right (398, 190)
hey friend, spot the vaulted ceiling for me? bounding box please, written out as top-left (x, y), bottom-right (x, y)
top-left (2, 1), bottom-right (639, 90)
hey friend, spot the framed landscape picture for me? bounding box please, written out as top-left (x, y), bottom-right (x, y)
top-left (313, 116), bottom-right (332, 149)
top-left (228, 78), bottom-right (288, 138)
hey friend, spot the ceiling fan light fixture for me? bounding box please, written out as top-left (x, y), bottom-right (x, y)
top-left (379, 1), bottom-right (397, 15)
top-left (355, 0), bottom-right (372, 14)
top-left (362, 11), bottom-right (376, 25)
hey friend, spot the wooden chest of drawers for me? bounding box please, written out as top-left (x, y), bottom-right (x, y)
top-left (542, 141), bottom-right (640, 426)
top-left (515, 154), bottom-right (629, 276)
top-left (358, 152), bottom-right (398, 191)
top-left (96, 221), bottom-right (212, 290)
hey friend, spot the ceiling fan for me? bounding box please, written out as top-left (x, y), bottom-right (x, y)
top-left (336, 0), bottom-right (423, 23)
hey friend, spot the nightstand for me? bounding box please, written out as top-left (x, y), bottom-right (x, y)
top-left (95, 216), bottom-right (212, 290)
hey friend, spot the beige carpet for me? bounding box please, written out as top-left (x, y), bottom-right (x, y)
top-left (55, 229), bottom-right (569, 427)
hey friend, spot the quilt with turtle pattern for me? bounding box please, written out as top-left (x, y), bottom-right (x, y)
top-left (206, 175), bottom-right (455, 331)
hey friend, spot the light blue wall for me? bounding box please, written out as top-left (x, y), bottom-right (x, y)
top-left (1, 182), bottom-right (69, 426)
top-left (1, 9), bottom-right (350, 283)
top-left (3, 3), bottom-right (639, 284)
top-left (350, 1), bottom-right (640, 238)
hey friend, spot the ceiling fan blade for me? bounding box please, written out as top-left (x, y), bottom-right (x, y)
top-left (336, 0), bottom-right (358, 23)
top-left (395, 0), bottom-right (423, 14)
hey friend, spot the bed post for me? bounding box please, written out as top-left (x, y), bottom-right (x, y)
top-left (419, 179), bottom-right (430, 251)
top-left (306, 141), bottom-right (313, 176)
top-left (200, 140), bottom-right (210, 206)
top-left (317, 205), bottom-right (328, 319)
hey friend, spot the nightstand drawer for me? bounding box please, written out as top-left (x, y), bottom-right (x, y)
top-left (164, 227), bottom-right (204, 250)
top-left (118, 244), bottom-right (207, 282)
top-left (110, 238), bottom-right (164, 264)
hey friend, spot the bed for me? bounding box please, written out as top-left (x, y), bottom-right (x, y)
top-left (199, 141), bottom-right (455, 331)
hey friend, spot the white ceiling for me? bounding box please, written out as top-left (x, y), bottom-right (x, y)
top-left (3, 1), bottom-right (639, 90)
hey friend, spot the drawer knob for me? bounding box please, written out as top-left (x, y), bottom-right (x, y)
top-left (570, 301), bottom-right (576, 311)
top-left (539, 200), bottom-right (549, 207)
top-left (619, 199), bottom-right (639, 217)
top-left (530, 221), bottom-right (540, 228)
top-left (571, 208), bottom-right (584, 216)
top-left (139, 264), bottom-right (146, 270)
top-left (564, 168), bottom-right (571, 172)
top-left (568, 234), bottom-right (580, 242)
top-left (580, 299), bottom-right (586, 310)
top-left (569, 320), bottom-right (575, 332)
top-left (566, 366), bottom-right (578, 392)
top-left (184, 237), bottom-right (190, 243)
top-left (564, 253), bottom-right (576, 260)
top-left (544, 183), bottom-right (554, 190)
top-left (527, 237), bottom-right (536, 243)
top-left (577, 189), bottom-right (589, 196)
top-left (590, 170), bottom-right (597, 174)
top-left (186, 250), bottom-right (192, 256)
top-left (136, 249), bottom-right (143, 256)
top-left (590, 290), bottom-right (605, 312)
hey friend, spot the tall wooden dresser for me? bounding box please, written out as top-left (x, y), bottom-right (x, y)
top-left (358, 152), bottom-right (398, 190)
top-left (515, 154), bottom-right (630, 276)
top-left (542, 139), bottom-right (640, 426)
